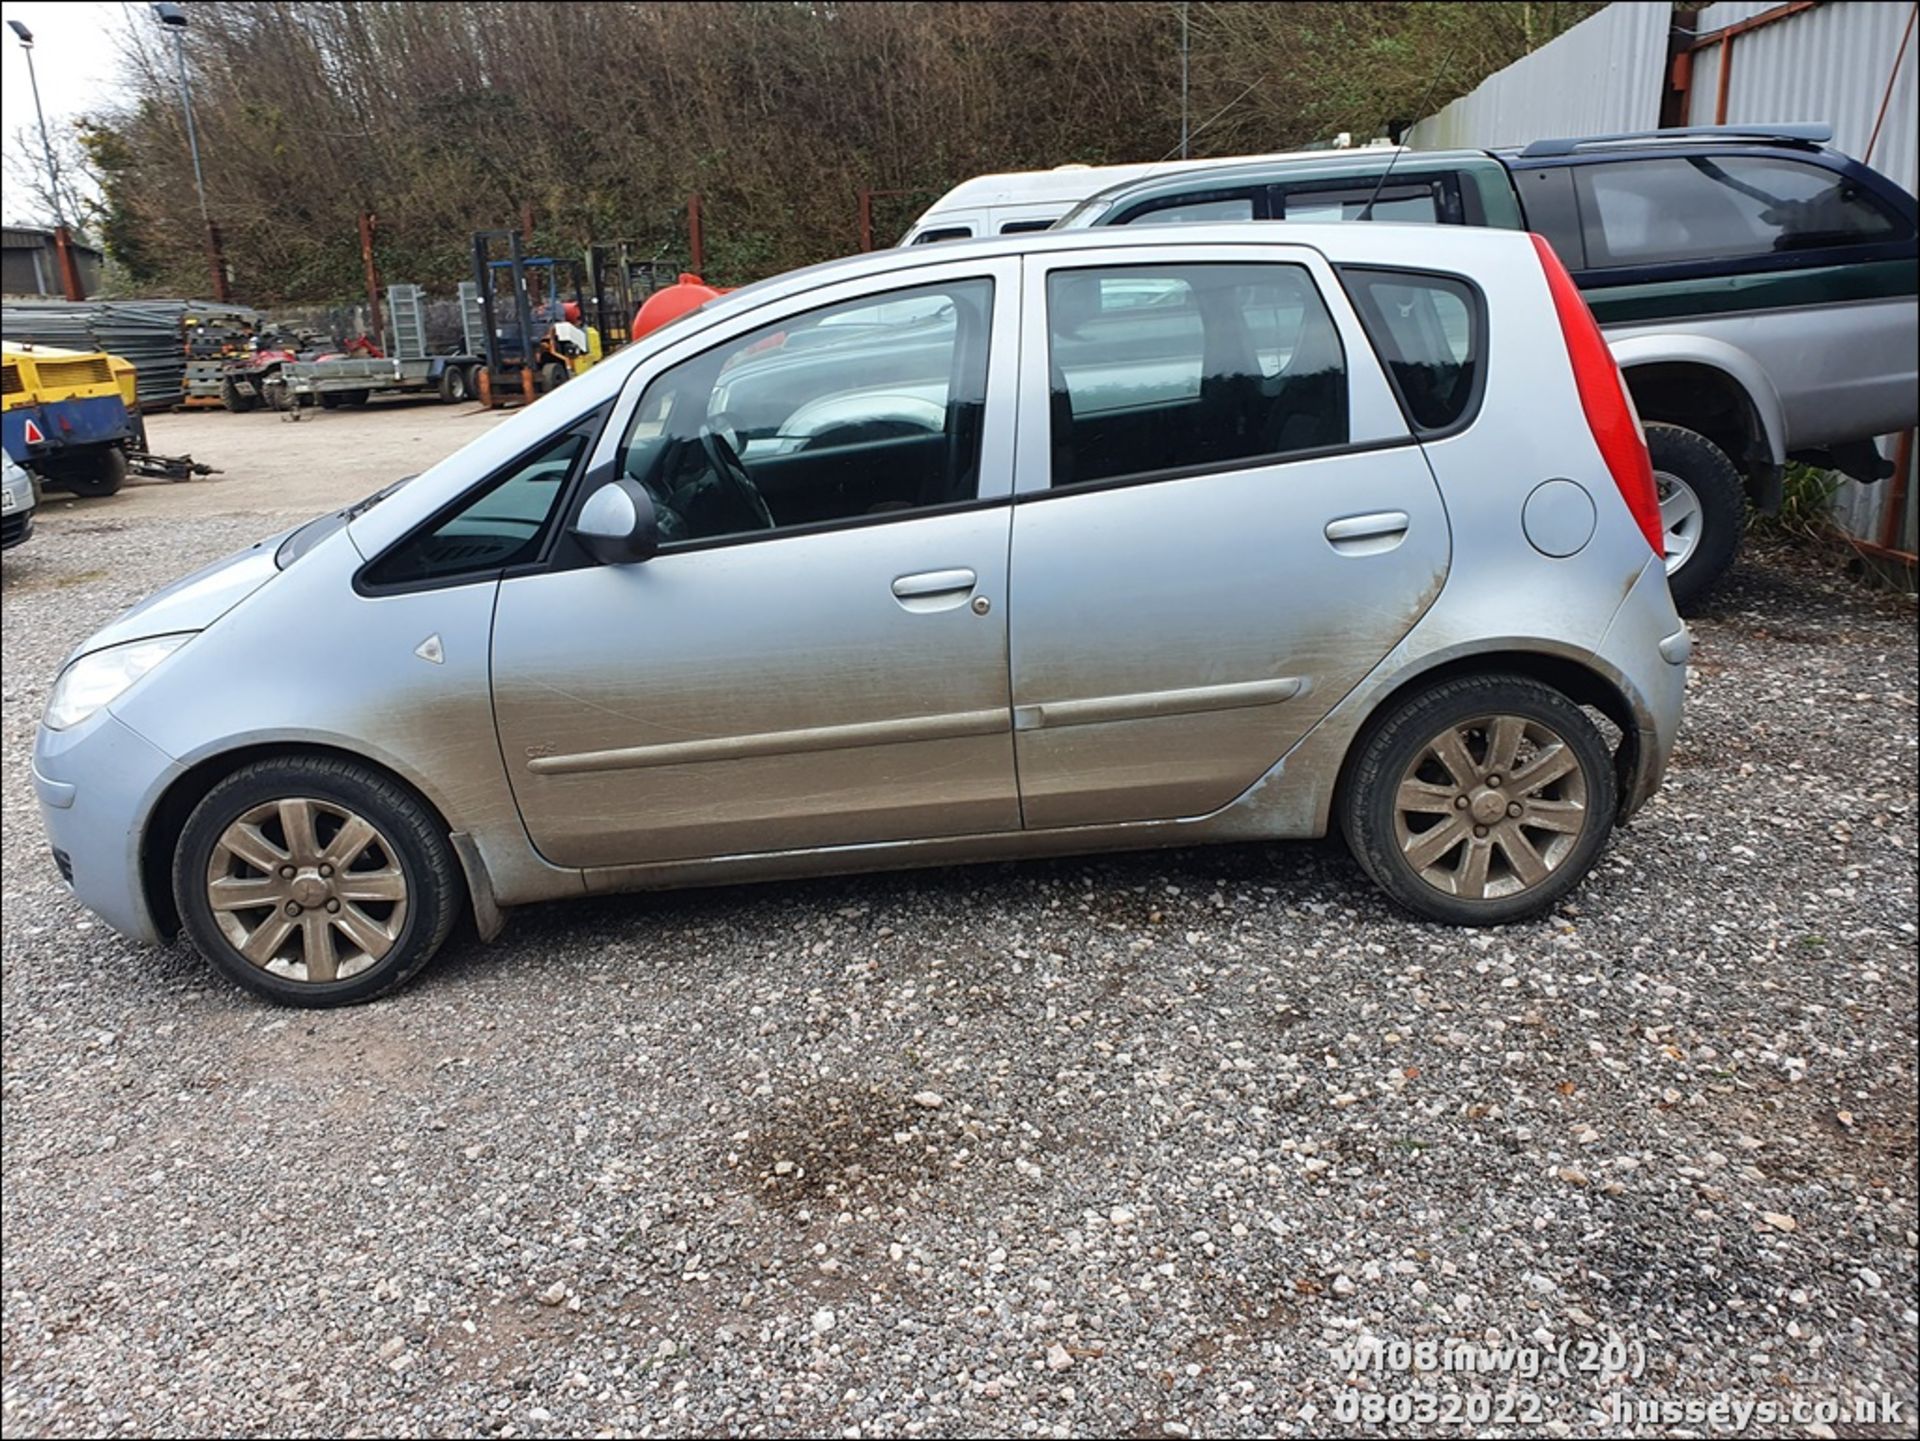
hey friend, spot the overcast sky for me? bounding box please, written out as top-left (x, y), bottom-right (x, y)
top-left (1, 0), bottom-right (134, 225)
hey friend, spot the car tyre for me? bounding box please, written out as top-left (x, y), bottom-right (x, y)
top-left (173, 756), bottom-right (462, 1007)
top-left (1341, 675), bottom-right (1617, 926)
top-left (1644, 422), bottom-right (1743, 613)
top-left (437, 364), bottom-right (470, 403)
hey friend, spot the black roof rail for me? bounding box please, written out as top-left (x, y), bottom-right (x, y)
top-left (1517, 122), bottom-right (1833, 158)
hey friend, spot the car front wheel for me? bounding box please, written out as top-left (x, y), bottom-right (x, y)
top-left (1341, 675), bottom-right (1618, 926)
top-left (173, 756), bottom-right (461, 1006)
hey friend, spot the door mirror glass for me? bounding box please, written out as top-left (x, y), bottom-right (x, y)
top-left (573, 475), bottom-right (659, 565)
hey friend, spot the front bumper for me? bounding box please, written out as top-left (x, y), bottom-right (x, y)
top-left (33, 710), bottom-right (184, 945)
top-left (1, 506), bottom-right (32, 549)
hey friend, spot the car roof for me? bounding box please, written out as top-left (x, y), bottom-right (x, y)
top-left (916, 147), bottom-right (1404, 214)
top-left (1070, 149), bottom-right (1488, 211)
top-left (688, 220), bottom-right (1528, 331)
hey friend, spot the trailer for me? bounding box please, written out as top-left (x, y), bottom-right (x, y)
top-left (274, 285), bottom-right (481, 408)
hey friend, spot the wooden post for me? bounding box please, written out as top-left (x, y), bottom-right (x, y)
top-left (51, 224), bottom-right (86, 300)
top-left (205, 219), bottom-right (231, 302)
top-left (858, 189), bottom-right (873, 253)
top-left (358, 211), bottom-right (384, 350)
top-left (688, 192), bottom-right (704, 274)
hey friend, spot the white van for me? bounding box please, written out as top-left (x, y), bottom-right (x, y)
top-left (898, 144), bottom-right (1399, 245)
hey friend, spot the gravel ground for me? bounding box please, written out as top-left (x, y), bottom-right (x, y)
top-left (3, 499), bottom-right (1915, 1438)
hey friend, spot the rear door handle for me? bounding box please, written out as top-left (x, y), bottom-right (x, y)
top-left (1325, 510), bottom-right (1410, 555)
top-left (891, 568), bottom-right (979, 612)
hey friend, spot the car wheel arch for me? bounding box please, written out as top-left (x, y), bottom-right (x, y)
top-left (138, 740), bottom-right (481, 942)
top-left (1330, 649), bottom-right (1643, 829)
top-left (1608, 337), bottom-right (1787, 479)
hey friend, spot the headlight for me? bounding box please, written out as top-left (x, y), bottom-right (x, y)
top-left (44, 634), bottom-right (193, 731)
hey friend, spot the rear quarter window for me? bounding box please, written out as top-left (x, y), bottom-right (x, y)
top-left (1573, 155), bottom-right (1907, 268)
top-left (1340, 268), bottom-right (1485, 435)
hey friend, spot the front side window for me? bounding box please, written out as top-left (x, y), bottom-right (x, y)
top-left (619, 279), bottom-right (994, 545)
top-left (1046, 263), bottom-right (1347, 488)
top-left (1341, 268), bottom-right (1483, 434)
top-left (363, 426), bottom-right (591, 587)
top-left (1575, 155), bottom-right (1905, 268)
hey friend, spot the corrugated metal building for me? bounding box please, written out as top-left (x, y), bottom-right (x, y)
top-left (1405, 3), bottom-right (1673, 149)
top-left (1408, 0), bottom-right (1919, 561)
top-left (1, 225), bottom-right (104, 299)
top-left (1683, 0), bottom-right (1917, 559)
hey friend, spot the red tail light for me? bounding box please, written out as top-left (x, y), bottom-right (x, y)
top-left (1530, 233), bottom-right (1662, 557)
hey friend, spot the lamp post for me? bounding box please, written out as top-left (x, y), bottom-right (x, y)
top-left (150, 1), bottom-right (230, 300)
top-left (6, 19), bottom-right (86, 299)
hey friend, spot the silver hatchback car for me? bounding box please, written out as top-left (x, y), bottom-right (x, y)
top-left (34, 225), bottom-right (1688, 1006)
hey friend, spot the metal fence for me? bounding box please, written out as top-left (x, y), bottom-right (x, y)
top-left (1408, 0), bottom-right (1920, 560)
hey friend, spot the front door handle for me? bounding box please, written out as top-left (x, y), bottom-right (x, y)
top-left (1324, 510), bottom-right (1410, 555)
top-left (891, 568), bottom-right (979, 612)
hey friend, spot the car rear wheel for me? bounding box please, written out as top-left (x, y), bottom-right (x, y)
top-left (1341, 675), bottom-right (1617, 926)
top-left (174, 757), bottom-right (461, 1006)
top-left (1644, 422), bottom-right (1743, 614)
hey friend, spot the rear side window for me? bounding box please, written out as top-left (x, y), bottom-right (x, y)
top-left (1000, 219), bottom-right (1055, 234)
top-left (910, 226), bottom-right (973, 245)
top-left (1341, 268), bottom-right (1484, 435)
top-left (1046, 262), bottom-right (1347, 488)
top-left (1282, 184), bottom-right (1443, 224)
top-left (1119, 194), bottom-right (1258, 226)
top-left (1574, 156), bottom-right (1905, 268)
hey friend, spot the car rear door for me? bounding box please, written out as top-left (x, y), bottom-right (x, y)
top-left (1005, 241), bottom-right (1450, 829)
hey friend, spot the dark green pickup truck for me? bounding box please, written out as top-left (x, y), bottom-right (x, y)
top-left (1053, 124), bottom-right (1920, 608)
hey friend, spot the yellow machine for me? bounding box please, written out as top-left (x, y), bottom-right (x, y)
top-left (2, 342), bottom-right (143, 496)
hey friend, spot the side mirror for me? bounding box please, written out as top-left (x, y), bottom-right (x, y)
top-left (572, 475), bottom-right (659, 565)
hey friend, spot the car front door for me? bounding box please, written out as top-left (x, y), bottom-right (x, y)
top-left (1006, 243), bottom-right (1451, 829)
top-left (490, 259), bottom-right (1023, 869)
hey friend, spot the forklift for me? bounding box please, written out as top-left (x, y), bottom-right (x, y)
top-left (583, 240), bottom-right (668, 353)
top-left (467, 230), bottom-right (608, 409)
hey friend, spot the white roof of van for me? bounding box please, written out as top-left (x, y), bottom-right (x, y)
top-left (917, 146), bottom-right (1404, 214)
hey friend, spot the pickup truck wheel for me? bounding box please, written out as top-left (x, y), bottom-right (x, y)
top-left (220, 377), bottom-right (258, 413)
top-left (1341, 675), bottom-right (1617, 927)
top-left (1644, 422), bottom-right (1743, 613)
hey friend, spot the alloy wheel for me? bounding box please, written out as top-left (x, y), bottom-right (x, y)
top-left (1391, 713), bottom-right (1591, 901)
top-left (1654, 469), bottom-right (1703, 575)
top-left (204, 797), bottom-right (409, 983)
